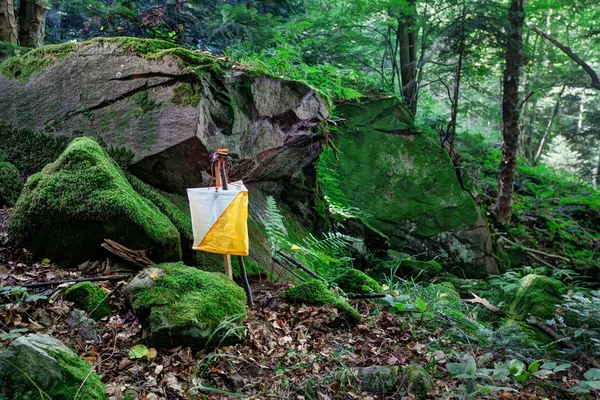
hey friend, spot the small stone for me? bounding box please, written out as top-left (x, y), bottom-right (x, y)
top-left (66, 308), bottom-right (100, 342)
top-left (403, 365), bottom-right (432, 400)
top-left (360, 365), bottom-right (399, 394)
top-left (64, 281), bottom-right (111, 320)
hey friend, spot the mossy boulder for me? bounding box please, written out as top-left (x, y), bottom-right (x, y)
top-left (333, 268), bottom-right (383, 295)
top-left (0, 161), bottom-right (23, 206)
top-left (64, 282), bottom-right (111, 320)
top-left (360, 365), bottom-right (399, 395)
top-left (403, 365), bottom-right (432, 400)
top-left (8, 137), bottom-right (182, 266)
top-left (280, 280), bottom-right (362, 325)
top-left (370, 251), bottom-right (442, 281)
top-left (126, 263), bottom-right (248, 348)
top-left (510, 274), bottom-right (565, 320)
top-left (0, 334), bottom-right (105, 400)
top-left (0, 37), bottom-right (329, 194)
top-left (323, 97), bottom-right (497, 278)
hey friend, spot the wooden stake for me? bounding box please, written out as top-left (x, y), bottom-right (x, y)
top-left (215, 155), bottom-right (233, 280)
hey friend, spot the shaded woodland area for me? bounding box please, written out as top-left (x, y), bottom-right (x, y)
top-left (0, 1), bottom-right (599, 399)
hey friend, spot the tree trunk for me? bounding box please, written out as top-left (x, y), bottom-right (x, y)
top-left (0, 0), bottom-right (18, 43)
top-left (533, 85), bottom-right (565, 164)
top-left (494, 0), bottom-right (525, 224)
top-left (447, 0), bottom-right (467, 158)
top-left (596, 150), bottom-right (600, 188)
top-left (398, 0), bottom-right (418, 116)
top-left (18, 0), bottom-right (47, 48)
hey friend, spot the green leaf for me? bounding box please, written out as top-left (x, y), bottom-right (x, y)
top-left (446, 363), bottom-right (466, 376)
top-left (584, 369), bottom-right (600, 381)
top-left (128, 344), bottom-right (149, 359)
top-left (416, 298), bottom-right (427, 312)
top-left (527, 359), bottom-right (543, 373)
top-left (508, 359), bottom-right (526, 377)
top-left (553, 363), bottom-right (571, 373)
top-left (463, 356), bottom-right (477, 377)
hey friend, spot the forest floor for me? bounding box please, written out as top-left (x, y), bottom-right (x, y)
top-left (1, 234), bottom-right (592, 399)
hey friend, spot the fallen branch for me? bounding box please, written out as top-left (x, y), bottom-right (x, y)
top-left (20, 275), bottom-right (131, 289)
top-left (462, 292), bottom-right (507, 317)
top-left (271, 257), bottom-right (306, 282)
top-left (276, 251), bottom-right (326, 281)
top-left (101, 239), bottom-right (154, 269)
top-left (498, 236), bottom-right (570, 262)
top-left (527, 316), bottom-right (600, 368)
top-left (348, 293), bottom-right (387, 299)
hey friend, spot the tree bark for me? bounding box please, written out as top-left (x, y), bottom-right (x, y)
top-left (596, 151), bottom-right (600, 189)
top-left (0, 0), bottom-right (18, 43)
top-left (447, 0), bottom-right (467, 158)
top-left (398, 0), bottom-right (418, 116)
top-left (494, 0), bottom-right (525, 224)
top-left (18, 0), bottom-right (47, 48)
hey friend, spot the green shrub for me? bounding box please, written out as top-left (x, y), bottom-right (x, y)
top-left (0, 161), bottom-right (23, 206)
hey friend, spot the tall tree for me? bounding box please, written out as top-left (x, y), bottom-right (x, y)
top-left (494, 0), bottom-right (525, 224)
top-left (398, 0), bottom-right (418, 115)
top-left (0, 0), bottom-right (17, 43)
top-left (19, 0), bottom-right (47, 48)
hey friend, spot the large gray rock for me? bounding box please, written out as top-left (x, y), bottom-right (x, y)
top-left (0, 333), bottom-right (105, 399)
top-left (0, 38), bottom-right (329, 193)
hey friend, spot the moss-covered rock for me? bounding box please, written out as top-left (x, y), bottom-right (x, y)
top-left (323, 97), bottom-right (497, 278)
top-left (0, 161), bottom-right (23, 206)
top-left (280, 280), bottom-right (362, 325)
top-left (126, 263), bottom-right (247, 348)
top-left (64, 282), bottom-right (111, 320)
top-left (333, 268), bottom-right (382, 295)
top-left (0, 334), bottom-right (105, 400)
top-left (370, 252), bottom-right (442, 282)
top-left (8, 137), bottom-right (182, 266)
top-left (403, 365), bottom-right (432, 400)
top-left (360, 365), bottom-right (399, 395)
top-left (510, 274), bottom-right (565, 319)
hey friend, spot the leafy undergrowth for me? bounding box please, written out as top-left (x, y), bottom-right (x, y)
top-left (1, 249), bottom-right (597, 399)
top-left (457, 132), bottom-right (600, 281)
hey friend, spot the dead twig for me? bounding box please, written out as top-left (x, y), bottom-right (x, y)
top-left (20, 274), bottom-right (131, 289)
top-left (101, 239), bottom-right (154, 269)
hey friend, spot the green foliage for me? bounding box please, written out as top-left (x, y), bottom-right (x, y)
top-left (0, 122), bottom-right (68, 174)
top-left (9, 137), bottom-right (181, 266)
top-left (64, 282), bottom-right (110, 320)
top-left (262, 195), bottom-right (358, 279)
top-left (0, 161), bottom-right (23, 206)
top-left (280, 280), bottom-right (362, 325)
top-left (551, 290), bottom-right (600, 357)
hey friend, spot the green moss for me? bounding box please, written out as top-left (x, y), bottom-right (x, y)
top-left (64, 282), bottom-right (111, 320)
top-left (0, 42), bottom-right (77, 81)
top-left (323, 97), bottom-right (479, 239)
top-left (0, 37), bottom-right (231, 83)
top-left (127, 263), bottom-right (247, 346)
top-left (0, 41), bottom-right (30, 61)
top-left (510, 274), bottom-right (565, 319)
top-left (396, 259), bottom-right (442, 280)
top-left (0, 161), bottom-right (23, 206)
top-left (127, 174), bottom-right (193, 245)
top-left (46, 349), bottom-right (106, 400)
top-left (333, 268), bottom-right (382, 295)
top-left (0, 122), bottom-right (69, 174)
top-left (280, 280), bottom-right (362, 325)
top-left (404, 365), bottom-right (431, 400)
top-left (172, 82), bottom-right (204, 107)
top-left (9, 137), bottom-right (181, 266)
